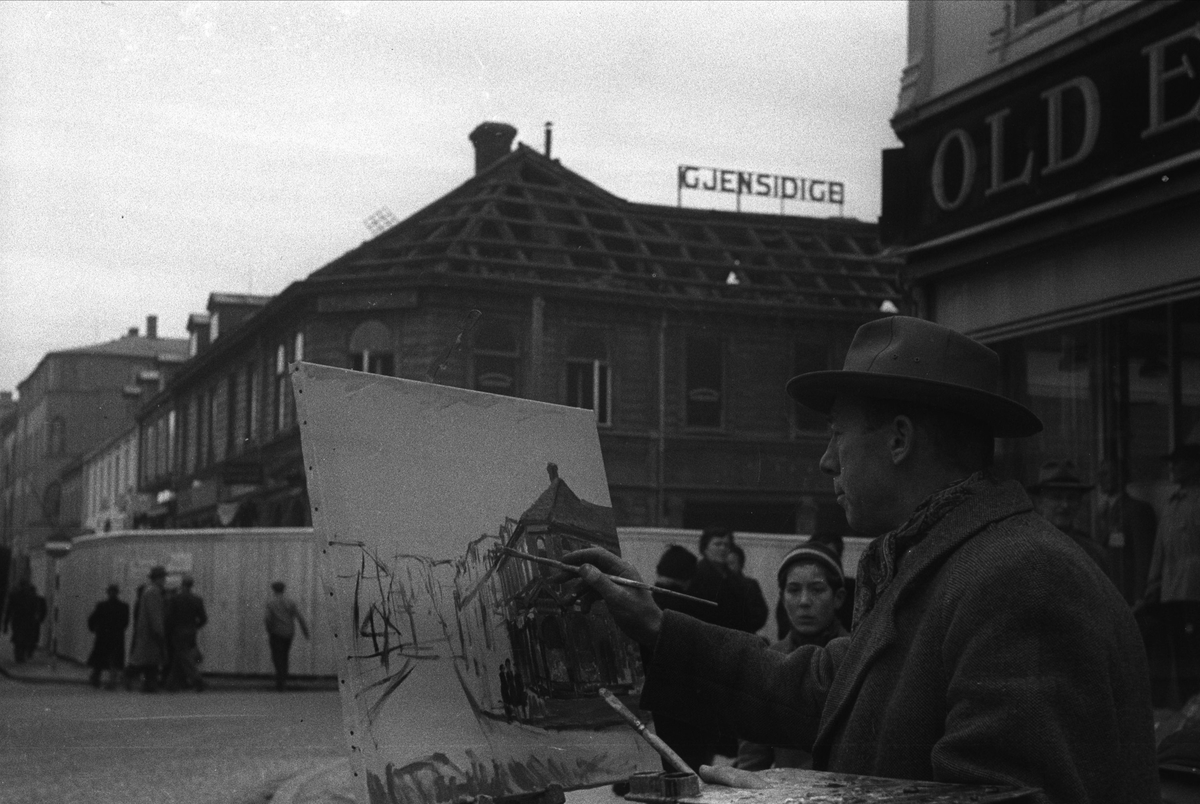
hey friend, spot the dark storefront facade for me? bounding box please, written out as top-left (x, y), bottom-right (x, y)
top-left (884, 0), bottom-right (1200, 601)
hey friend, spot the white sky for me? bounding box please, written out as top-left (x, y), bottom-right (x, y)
top-left (0, 0), bottom-right (906, 395)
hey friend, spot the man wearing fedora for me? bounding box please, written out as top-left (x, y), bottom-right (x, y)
top-left (1141, 444), bottom-right (1200, 704)
top-left (563, 316), bottom-right (1157, 802)
top-left (1027, 460), bottom-right (1109, 574)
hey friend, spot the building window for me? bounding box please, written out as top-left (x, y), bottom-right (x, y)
top-left (178, 404), bottom-right (189, 475)
top-left (47, 417), bottom-right (66, 456)
top-left (275, 343), bottom-right (289, 432)
top-left (225, 373), bottom-right (238, 456)
top-left (245, 363), bottom-right (259, 445)
top-left (473, 321), bottom-right (520, 396)
top-left (792, 341), bottom-right (830, 433)
top-left (349, 320), bottom-right (394, 376)
top-left (1012, 0), bottom-right (1067, 27)
top-left (167, 409), bottom-right (176, 473)
top-left (206, 387), bottom-right (217, 465)
top-left (566, 331), bottom-right (611, 425)
top-left (685, 335), bottom-right (723, 428)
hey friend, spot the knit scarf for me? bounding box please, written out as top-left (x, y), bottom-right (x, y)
top-left (851, 471), bottom-right (985, 631)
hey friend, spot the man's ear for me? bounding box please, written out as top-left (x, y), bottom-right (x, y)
top-left (889, 414), bottom-right (916, 466)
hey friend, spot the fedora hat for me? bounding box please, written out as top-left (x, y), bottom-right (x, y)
top-left (786, 316), bottom-right (1042, 438)
top-left (1027, 459), bottom-right (1094, 493)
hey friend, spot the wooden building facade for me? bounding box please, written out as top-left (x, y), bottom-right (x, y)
top-left (136, 124), bottom-right (902, 534)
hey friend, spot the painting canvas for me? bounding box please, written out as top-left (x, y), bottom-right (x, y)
top-left (293, 362), bottom-right (658, 804)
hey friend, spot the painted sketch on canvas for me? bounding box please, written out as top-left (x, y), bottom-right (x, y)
top-left (292, 362), bottom-right (657, 804)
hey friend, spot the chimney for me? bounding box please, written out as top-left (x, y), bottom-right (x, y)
top-left (544, 121), bottom-right (553, 158)
top-left (469, 122), bottom-right (517, 175)
top-left (127, 327), bottom-right (139, 338)
top-left (146, 315), bottom-right (158, 340)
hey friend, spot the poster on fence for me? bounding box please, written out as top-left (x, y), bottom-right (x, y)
top-left (293, 362), bottom-right (656, 804)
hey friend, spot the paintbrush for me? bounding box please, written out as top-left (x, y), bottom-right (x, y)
top-left (497, 546), bottom-right (716, 607)
top-left (598, 686), bottom-right (696, 776)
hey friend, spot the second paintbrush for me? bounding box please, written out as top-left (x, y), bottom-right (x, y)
top-left (497, 546), bottom-right (716, 607)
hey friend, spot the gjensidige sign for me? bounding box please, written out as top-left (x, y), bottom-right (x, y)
top-left (678, 165), bottom-right (845, 206)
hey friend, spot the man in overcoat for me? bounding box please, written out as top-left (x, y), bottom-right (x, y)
top-left (128, 565), bottom-right (168, 692)
top-left (565, 316), bottom-right (1158, 803)
top-left (165, 575), bottom-right (207, 691)
top-left (87, 584), bottom-right (130, 689)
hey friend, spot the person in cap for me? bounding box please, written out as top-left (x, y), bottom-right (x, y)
top-left (1141, 444), bottom-right (1200, 704)
top-left (562, 316), bottom-right (1157, 802)
top-left (736, 540), bottom-right (847, 772)
top-left (1027, 459), bottom-right (1109, 573)
top-left (128, 565), bottom-right (169, 693)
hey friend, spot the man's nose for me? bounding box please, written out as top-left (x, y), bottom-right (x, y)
top-left (819, 439), bottom-right (837, 476)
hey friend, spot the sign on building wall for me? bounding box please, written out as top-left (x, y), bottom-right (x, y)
top-left (677, 164), bottom-right (846, 213)
top-left (884, 4), bottom-right (1200, 245)
top-left (294, 363), bottom-right (657, 804)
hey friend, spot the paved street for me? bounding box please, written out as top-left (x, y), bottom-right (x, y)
top-left (0, 653), bottom-right (635, 804)
top-left (0, 654), bottom-right (346, 804)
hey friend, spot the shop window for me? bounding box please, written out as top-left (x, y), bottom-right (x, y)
top-left (565, 331), bottom-right (611, 425)
top-left (686, 335), bottom-right (723, 429)
top-left (792, 341), bottom-right (829, 434)
top-left (349, 320), bottom-right (395, 377)
top-left (473, 321), bottom-right (520, 396)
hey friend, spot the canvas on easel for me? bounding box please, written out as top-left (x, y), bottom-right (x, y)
top-left (293, 362), bottom-right (657, 804)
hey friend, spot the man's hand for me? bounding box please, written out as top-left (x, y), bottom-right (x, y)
top-left (559, 547), bottom-right (664, 647)
top-left (698, 765), bottom-right (770, 789)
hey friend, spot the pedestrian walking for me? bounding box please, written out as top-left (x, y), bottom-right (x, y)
top-left (3, 579), bottom-right (47, 663)
top-left (86, 584), bottom-right (130, 689)
top-left (165, 575), bottom-right (207, 691)
top-left (264, 581), bottom-right (309, 691)
top-left (128, 566), bottom-right (168, 692)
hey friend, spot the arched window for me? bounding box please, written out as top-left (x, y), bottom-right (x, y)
top-left (349, 320), bottom-right (394, 376)
top-left (565, 330), bottom-right (611, 425)
top-left (472, 321), bottom-right (520, 396)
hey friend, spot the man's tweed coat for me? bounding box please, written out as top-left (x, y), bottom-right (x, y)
top-left (642, 478), bottom-right (1159, 803)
